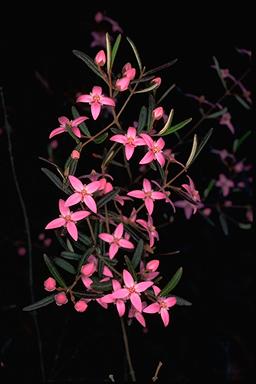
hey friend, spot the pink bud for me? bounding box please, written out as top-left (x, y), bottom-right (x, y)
top-left (203, 208), bottom-right (212, 216)
top-left (44, 277), bottom-right (56, 292)
top-left (124, 68), bottom-right (136, 80)
top-left (224, 200), bottom-right (232, 207)
top-left (44, 238), bottom-right (52, 247)
top-left (38, 232), bottom-right (45, 241)
top-left (151, 77), bottom-right (161, 87)
top-left (95, 12), bottom-right (104, 23)
top-left (81, 262), bottom-right (96, 277)
top-left (122, 62), bottom-right (132, 73)
top-left (116, 77), bottom-right (131, 91)
top-left (74, 300), bottom-right (88, 312)
top-left (55, 292), bottom-right (68, 306)
top-left (50, 140), bottom-right (58, 149)
top-left (95, 50), bottom-right (106, 66)
top-left (71, 150), bottom-right (80, 159)
top-left (17, 246), bottom-right (26, 256)
top-left (146, 259), bottom-right (159, 272)
top-left (152, 107), bottom-right (164, 120)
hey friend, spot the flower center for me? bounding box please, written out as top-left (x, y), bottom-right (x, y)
top-left (144, 191), bottom-right (152, 198)
top-left (127, 136), bottom-right (134, 145)
top-left (152, 144), bottom-right (161, 154)
top-left (159, 299), bottom-right (168, 309)
top-left (81, 187), bottom-right (89, 197)
top-left (65, 214), bottom-right (72, 222)
top-left (93, 95), bottom-right (101, 103)
top-left (113, 237), bottom-right (120, 244)
top-left (128, 286), bottom-right (136, 294)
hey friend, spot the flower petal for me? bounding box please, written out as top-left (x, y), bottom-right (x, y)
top-left (156, 137), bottom-right (165, 150)
top-left (123, 269), bottom-right (134, 288)
top-left (91, 102), bottom-right (101, 120)
top-left (143, 179), bottom-right (151, 192)
top-left (92, 86), bottom-right (102, 96)
top-left (45, 218), bottom-right (66, 229)
top-left (69, 175), bottom-right (84, 192)
top-left (125, 144), bottom-right (134, 160)
top-left (67, 221), bottom-right (78, 241)
top-left (114, 223), bottom-right (124, 239)
top-left (71, 127), bottom-right (81, 138)
top-left (71, 210), bottom-right (90, 221)
top-left (100, 96), bottom-right (115, 106)
top-left (130, 292), bottom-right (142, 312)
top-left (160, 308), bottom-right (169, 327)
top-left (119, 239), bottom-right (134, 249)
top-left (86, 181), bottom-right (101, 193)
top-left (59, 199), bottom-right (70, 216)
top-left (139, 151), bottom-right (154, 165)
top-left (112, 288), bottom-right (129, 299)
top-left (143, 303), bottom-right (160, 313)
top-left (135, 281), bottom-right (153, 293)
top-left (136, 219), bottom-right (147, 230)
top-left (140, 133), bottom-right (153, 147)
top-left (109, 243), bottom-right (119, 259)
top-left (127, 126), bottom-right (136, 138)
top-left (145, 197), bottom-right (154, 215)
top-left (98, 233), bottom-right (114, 243)
top-left (49, 127), bottom-right (65, 139)
top-left (110, 134), bottom-right (127, 144)
top-left (112, 279), bottom-right (121, 291)
top-left (76, 94), bottom-right (92, 103)
top-left (81, 276), bottom-right (93, 288)
top-left (84, 195), bottom-right (97, 213)
top-left (65, 193), bottom-right (82, 207)
top-left (155, 152), bottom-right (165, 167)
top-left (116, 300), bottom-right (126, 317)
top-left (151, 191), bottom-right (166, 200)
top-left (165, 297), bottom-right (177, 308)
top-left (72, 116), bottom-right (89, 126)
top-left (100, 294), bottom-right (114, 304)
top-left (127, 190), bottom-right (145, 199)
top-left (135, 312), bottom-right (146, 327)
top-left (58, 116), bottom-right (69, 125)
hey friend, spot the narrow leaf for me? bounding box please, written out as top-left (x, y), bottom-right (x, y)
top-left (203, 179), bottom-right (215, 198)
top-left (91, 280), bottom-right (113, 291)
top-left (158, 109), bottom-right (174, 135)
top-left (23, 295), bottom-right (55, 311)
top-left (54, 257), bottom-right (76, 274)
top-left (206, 107), bottom-right (227, 119)
top-left (233, 130), bottom-right (251, 152)
top-left (213, 56), bottom-right (227, 89)
top-left (126, 37), bottom-right (142, 72)
top-left (94, 132), bottom-right (108, 144)
top-left (43, 254), bottom-right (67, 288)
top-left (157, 84), bottom-right (176, 105)
top-left (145, 59), bottom-right (178, 76)
top-left (106, 33), bottom-right (112, 74)
top-left (147, 94), bottom-right (155, 130)
top-left (160, 118), bottom-right (192, 136)
top-left (111, 34), bottom-right (121, 69)
top-left (124, 255), bottom-right (136, 280)
top-left (234, 94), bottom-right (251, 110)
top-left (71, 106), bottom-right (91, 137)
top-left (137, 106), bottom-right (147, 133)
top-left (191, 128), bottom-right (213, 164)
top-left (219, 213), bottom-right (229, 236)
top-left (78, 233), bottom-right (91, 246)
top-left (134, 82), bottom-right (160, 94)
top-left (238, 222), bottom-right (252, 230)
top-left (41, 168), bottom-right (66, 193)
top-left (131, 239), bottom-right (144, 269)
top-left (98, 188), bottom-right (120, 208)
top-left (174, 295), bottom-right (192, 306)
top-left (61, 251), bottom-right (81, 261)
top-left (72, 50), bottom-right (105, 80)
top-left (186, 134), bottom-right (198, 168)
top-left (160, 267), bottom-right (183, 297)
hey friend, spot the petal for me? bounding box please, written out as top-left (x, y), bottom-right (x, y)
top-left (92, 86), bottom-right (102, 95)
top-left (127, 126), bottom-right (136, 138)
top-left (86, 181), bottom-right (101, 193)
top-left (72, 116), bottom-right (89, 125)
top-left (100, 96), bottom-right (115, 106)
top-left (136, 219), bottom-right (148, 229)
top-left (71, 210), bottom-right (90, 221)
top-left (65, 193), bottom-right (82, 207)
top-left (103, 265), bottom-right (113, 277)
top-left (98, 233), bottom-right (114, 243)
top-left (84, 195), bottom-right (97, 213)
top-left (112, 279), bottom-right (121, 291)
top-left (49, 127), bottom-right (65, 139)
top-left (114, 223), bottom-right (124, 238)
top-left (81, 276), bottom-right (93, 288)
top-left (156, 137), bottom-right (165, 150)
top-left (139, 151), bottom-right (154, 165)
top-left (69, 175), bottom-right (84, 192)
top-left (155, 152), bottom-right (165, 167)
top-left (45, 218), bottom-right (65, 229)
top-left (130, 292), bottom-right (142, 312)
top-left (127, 190), bottom-right (145, 199)
top-left (151, 191), bottom-right (166, 200)
top-left (110, 134), bottom-right (127, 144)
top-left (125, 144), bottom-right (134, 160)
top-left (81, 262), bottom-right (95, 276)
top-left (165, 297), bottom-right (177, 308)
top-left (71, 127), bottom-right (81, 138)
top-left (67, 221), bottom-right (78, 241)
top-left (140, 133), bottom-right (153, 147)
top-left (135, 312), bottom-right (146, 327)
top-left (76, 94), bottom-right (92, 103)
top-left (109, 243), bottom-right (119, 259)
top-left (160, 308), bottom-right (169, 327)
top-left (152, 285), bottom-right (161, 296)
top-left (58, 116), bottom-right (69, 125)
top-left (100, 294), bottom-right (114, 304)
top-left (116, 300), bottom-right (126, 317)
top-left (143, 303), bottom-right (160, 314)
top-left (91, 102), bottom-right (101, 120)
top-left (123, 269), bottom-right (134, 288)
top-left (134, 138), bottom-right (145, 146)
top-left (143, 179), bottom-right (151, 192)
top-left (59, 199), bottom-right (70, 216)
top-left (135, 281), bottom-right (153, 292)
top-left (145, 197), bottom-right (154, 215)
top-left (112, 288), bottom-right (129, 299)
top-left (119, 239), bottom-right (134, 249)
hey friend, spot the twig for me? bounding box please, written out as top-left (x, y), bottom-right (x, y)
top-left (152, 361), bottom-right (163, 382)
top-left (120, 317), bottom-right (136, 382)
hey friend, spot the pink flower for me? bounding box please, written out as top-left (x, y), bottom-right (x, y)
top-left (71, 150), bottom-right (80, 159)
top-left (140, 260), bottom-right (160, 281)
top-left (55, 292), bottom-right (68, 306)
top-left (128, 302), bottom-right (147, 327)
top-left (115, 77), bottom-right (131, 92)
top-left (174, 200), bottom-right (196, 219)
top-left (112, 269), bottom-right (153, 312)
top-left (81, 261), bottom-right (97, 288)
top-left (127, 179), bottom-right (166, 215)
top-left (98, 223), bottom-right (134, 259)
top-left (45, 199), bottom-right (90, 241)
top-left (136, 216), bottom-right (159, 248)
top-left (143, 296), bottom-right (176, 327)
top-left (151, 77), bottom-right (161, 87)
top-left (211, 149), bottom-right (235, 162)
top-left (219, 112), bottom-right (235, 134)
top-left (181, 176), bottom-right (201, 211)
top-left (77, 86), bottom-right (115, 120)
top-left (139, 133), bottom-right (166, 167)
top-left (98, 178), bottom-right (113, 195)
top-left (44, 277), bottom-right (56, 292)
top-left (110, 126), bottom-right (145, 160)
top-left (74, 299), bottom-right (88, 313)
top-left (101, 279), bottom-right (126, 317)
top-left (49, 116), bottom-right (88, 139)
top-left (90, 31), bottom-right (106, 48)
top-left (44, 238), bottom-right (52, 247)
top-left (65, 175), bottom-right (100, 213)
top-left (122, 63), bottom-right (136, 80)
top-left (95, 50), bottom-right (106, 66)
top-left (216, 174), bottom-right (234, 196)
top-left (152, 107), bottom-right (164, 121)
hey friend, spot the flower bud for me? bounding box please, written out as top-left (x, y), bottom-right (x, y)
top-left (55, 292), bottom-right (68, 306)
top-left (146, 259), bottom-right (159, 272)
top-left (116, 77), bottom-right (130, 91)
top-left (95, 50), bottom-right (106, 66)
top-left (71, 150), bottom-right (80, 159)
top-left (74, 300), bottom-right (88, 312)
top-left (151, 77), bottom-right (161, 87)
top-left (152, 107), bottom-right (164, 120)
top-left (44, 277), bottom-right (56, 292)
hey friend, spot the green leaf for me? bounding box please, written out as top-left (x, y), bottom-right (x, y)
top-left (111, 34), bottom-right (122, 69)
top-left (124, 255), bottom-right (136, 280)
top-left (160, 267), bottom-right (183, 297)
top-left (43, 254), bottom-right (67, 288)
top-left (71, 106), bottom-right (91, 137)
top-left (98, 188), bottom-right (120, 208)
top-left (203, 179), bottom-right (215, 198)
top-left (55, 232), bottom-right (69, 251)
top-left (41, 168), bottom-right (67, 194)
top-left (94, 132), bottom-right (108, 144)
top-left (174, 295), bottom-right (192, 306)
top-left (134, 82), bottom-right (160, 94)
top-left (131, 239), bottom-right (144, 269)
top-left (160, 118), bottom-right (192, 136)
top-left (106, 33), bottom-right (112, 74)
top-left (157, 83), bottom-right (176, 105)
top-left (54, 257), bottom-right (76, 274)
top-left (23, 295), bottom-right (55, 311)
top-left (213, 56), bottom-right (227, 89)
top-left (185, 134), bottom-right (198, 168)
top-left (73, 50), bottom-right (105, 80)
top-left (126, 37), bottom-right (142, 72)
top-left (233, 130), bottom-right (251, 152)
top-left (234, 94), bottom-right (251, 110)
top-left (147, 94), bottom-right (155, 130)
top-left (137, 106), bottom-right (147, 133)
top-left (78, 247), bottom-right (95, 271)
top-left (61, 251), bottom-right (81, 261)
top-left (144, 59), bottom-right (178, 76)
top-left (238, 222), bottom-right (252, 230)
top-left (66, 238), bottom-right (74, 252)
top-left (219, 213), bottom-right (229, 236)
top-left (158, 109), bottom-right (174, 135)
top-left (205, 107), bottom-right (227, 119)
top-left (191, 128), bottom-right (213, 164)
top-left (91, 280), bottom-right (112, 291)
top-left (72, 291), bottom-right (102, 299)
top-left (78, 233), bottom-right (91, 246)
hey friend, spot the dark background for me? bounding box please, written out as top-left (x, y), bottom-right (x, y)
top-left (1, 3), bottom-right (254, 383)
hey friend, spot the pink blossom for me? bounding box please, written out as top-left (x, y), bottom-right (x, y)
top-left (43, 238), bottom-right (52, 247)
top-left (65, 175), bottom-right (100, 213)
top-left (219, 112), bottom-right (235, 134)
top-left (45, 199), bottom-right (90, 241)
top-left (139, 133), bottom-right (166, 167)
top-left (128, 302), bottom-right (147, 327)
top-left (77, 86), bottom-right (115, 120)
top-left (50, 140), bottom-right (58, 149)
top-left (74, 299), bottom-right (88, 313)
top-left (110, 126), bottom-right (145, 160)
top-left (140, 259), bottom-right (160, 280)
top-left (49, 116), bottom-right (88, 139)
top-left (98, 178), bottom-right (113, 195)
top-left (71, 150), bottom-right (80, 159)
top-left (216, 174), bottom-right (234, 196)
top-left (38, 233), bottom-right (45, 241)
top-left (114, 194), bottom-right (133, 206)
top-left (151, 77), bottom-right (161, 87)
top-left (211, 149), bottom-right (235, 162)
top-left (94, 50), bottom-right (106, 66)
top-left (101, 279), bottom-right (126, 317)
top-left (181, 176), bottom-right (201, 212)
top-left (174, 200), bottom-right (196, 219)
top-left (122, 63), bottom-right (136, 80)
top-left (44, 277), bottom-right (56, 292)
top-left (136, 216), bottom-right (159, 248)
top-left (115, 76), bottom-right (131, 92)
top-left (127, 179), bottom-right (166, 215)
top-left (112, 269), bottom-right (153, 312)
top-left (143, 296), bottom-right (176, 327)
top-left (233, 161), bottom-right (245, 173)
top-left (152, 107), bottom-right (164, 121)
top-left (98, 223), bottom-right (134, 259)
top-left (81, 261), bottom-right (97, 288)
top-left (90, 31), bottom-right (106, 48)
top-left (55, 292), bottom-right (68, 306)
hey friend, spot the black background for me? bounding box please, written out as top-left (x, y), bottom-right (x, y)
top-left (1, 3), bottom-right (254, 383)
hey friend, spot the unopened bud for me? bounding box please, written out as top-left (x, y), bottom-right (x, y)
top-left (95, 50), bottom-right (106, 66)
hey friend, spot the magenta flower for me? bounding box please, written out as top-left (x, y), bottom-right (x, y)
top-left (128, 302), bottom-right (147, 327)
top-left (181, 176), bottom-right (201, 210)
top-left (49, 116), bottom-right (89, 139)
top-left (55, 292), bottom-right (68, 306)
top-left (110, 126), bottom-right (145, 160)
top-left (139, 133), bottom-right (166, 167)
top-left (143, 296), bottom-right (176, 327)
top-left (81, 261), bottom-right (97, 289)
top-left (136, 216), bottom-right (159, 248)
top-left (45, 199), bottom-right (90, 241)
top-left (74, 299), bottom-right (88, 313)
top-left (127, 179), bottom-right (166, 215)
top-left (44, 277), bottom-right (56, 292)
top-left (216, 174), bottom-right (234, 196)
top-left (98, 223), bottom-right (134, 259)
top-left (76, 86), bottom-right (115, 120)
top-left (140, 260), bottom-right (160, 281)
top-left (174, 200), bottom-right (196, 219)
top-left (65, 175), bottom-right (100, 213)
top-left (115, 77), bottom-right (131, 92)
top-left (112, 269), bottom-right (153, 312)
top-left (152, 107), bottom-right (164, 121)
top-left (101, 279), bottom-right (126, 317)
top-left (219, 112), bottom-right (235, 134)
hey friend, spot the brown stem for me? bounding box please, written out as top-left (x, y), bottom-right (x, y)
top-left (120, 317), bottom-right (136, 382)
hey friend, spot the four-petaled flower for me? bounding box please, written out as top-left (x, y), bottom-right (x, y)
top-left (77, 86), bottom-right (115, 120)
top-left (128, 302), bottom-right (147, 327)
top-left (139, 133), bottom-right (166, 167)
top-left (112, 269), bottom-right (153, 312)
top-left (144, 295), bottom-right (176, 327)
top-left (216, 173), bottom-right (234, 196)
top-left (98, 223), bottom-right (134, 259)
top-left (49, 116), bottom-right (89, 139)
top-left (136, 216), bottom-right (159, 248)
top-left (181, 176), bottom-right (201, 213)
top-left (110, 126), bottom-right (145, 160)
top-left (127, 179), bottom-right (166, 215)
top-left (45, 199), bottom-right (90, 241)
top-left (101, 279), bottom-right (126, 317)
top-left (65, 175), bottom-right (100, 213)
top-left (219, 112), bottom-right (235, 134)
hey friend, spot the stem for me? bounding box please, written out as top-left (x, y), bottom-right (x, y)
top-left (165, 167), bottom-right (187, 188)
top-left (1, 88), bottom-right (46, 382)
top-left (120, 317), bottom-right (136, 382)
top-left (86, 217), bottom-right (96, 245)
top-left (104, 204), bottom-right (110, 233)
